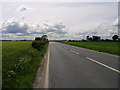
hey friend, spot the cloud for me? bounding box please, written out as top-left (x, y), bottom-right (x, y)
top-left (41, 21), bottom-right (67, 34)
top-left (27, 21), bottom-right (68, 35)
top-left (113, 18), bottom-right (120, 26)
top-left (2, 18), bottom-right (29, 33)
top-left (1, 17), bottom-right (117, 40)
top-left (17, 5), bottom-right (32, 12)
top-left (1, 18), bottom-right (68, 40)
top-left (76, 19), bottom-right (118, 39)
top-left (21, 15), bottom-right (25, 20)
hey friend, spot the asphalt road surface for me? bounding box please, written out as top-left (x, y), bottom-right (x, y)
top-left (48, 42), bottom-right (119, 88)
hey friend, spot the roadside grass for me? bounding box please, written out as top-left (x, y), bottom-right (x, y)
top-left (2, 41), bottom-right (48, 88)
top-left (59, 41), bottom-right (119, 55)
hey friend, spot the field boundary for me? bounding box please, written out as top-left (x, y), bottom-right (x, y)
top-left (33, 43), bottom-right (49, 88)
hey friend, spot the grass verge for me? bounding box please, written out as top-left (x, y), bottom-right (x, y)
top-left (59, 41), bottom-right (119, 56)
top-left (2, 41), bottom-right (48, 88)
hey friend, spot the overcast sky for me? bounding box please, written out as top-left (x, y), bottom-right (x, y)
top-left (0, 0), bottom-right (119, 40)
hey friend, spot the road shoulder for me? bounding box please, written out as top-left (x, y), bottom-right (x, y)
top-left (33, 44), bottom-right (49, 88)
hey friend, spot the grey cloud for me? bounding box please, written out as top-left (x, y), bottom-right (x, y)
top-left (113, 18), bottom-right (120, 27)
top-left (1, 18), bottom-right (68, 40)
top-left (95, 23), bottom-right (118, 35)
top-left (53, 23), bottom-right (67, 34)
top-left (90, 31), bottom-right (97, 34)
top-left (2, 18), bottom-right (29, 33)
top-left (76, 19), bottom-right (118, 39)
top-left (1, 17), bottom-right (118, 40)
top-left (29, 21), bottom-right (68, 35)
top-left (45, 23), bottom-right (67, 34)
top-left (76, 32), bottom-right (87, 35)
top-left (17, 5), bottom-right (32, 12)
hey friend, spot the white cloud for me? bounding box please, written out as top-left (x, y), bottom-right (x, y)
top-left (113, 18), bottom-right (120, 26)
top-left (1, 17), bottom-right (118, 40)
top-left (21, 15), bottom-right (25, 20)
top-left (1, 17), bottom-right (68, 40)
top-left (76, 19), bottom-right (118, 39)
top-left (27, 20), bottom-right (68, 35)
top-left (2, 17), bottom-right (29, 33)
top-left (17, 5), bottom-right (32, 12)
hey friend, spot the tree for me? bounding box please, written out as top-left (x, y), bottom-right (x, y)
top-left (35, 37), bottom-right (42, 41)
top-left (35, 35), bottom-right (48, 41)
top-left (112, 35), bottom-right (119, 41)
top-left (93, 36), bottom-right (100, 41)
top-left (41, 35), bottom-right (48, 41)
top-left (42, 35), bottom-right (47, 38)
top-left (89, 37), bottom-right (93, 41)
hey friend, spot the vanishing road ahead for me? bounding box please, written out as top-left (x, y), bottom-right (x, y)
top-left (48, 42), bottom-right (119, 88)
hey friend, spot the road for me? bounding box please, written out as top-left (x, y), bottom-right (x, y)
top-left (47, 42), bottom-right (119, 88)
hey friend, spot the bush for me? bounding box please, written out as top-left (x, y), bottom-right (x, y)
top-left (32, 41), bottom-right (48, 50)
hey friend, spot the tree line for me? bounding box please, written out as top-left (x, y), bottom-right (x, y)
top-left (68, 35), bottom-right (120, 42)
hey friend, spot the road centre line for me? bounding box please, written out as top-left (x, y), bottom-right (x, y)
top-left (70, 50), bottom-right (79, 55)
top-left (66, 47), bottom-right (119, 74)
top-left (86, 57), bottom-right (120, 74)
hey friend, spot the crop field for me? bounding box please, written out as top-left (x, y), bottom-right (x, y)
top-left (2, 41), bottom-right (48, 88)
top-left (59, 41), bottom-right (119, 55)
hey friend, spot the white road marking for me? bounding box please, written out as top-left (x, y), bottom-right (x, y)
top-left (44, 46), bottom-right (50, 88)
top-left (70, 50), bottom-right (79, 55)
top-left (86, 57), bottom-right (120, 74)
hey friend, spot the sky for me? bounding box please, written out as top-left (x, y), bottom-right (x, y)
top-left (0, 0), bottom-right (119, 40)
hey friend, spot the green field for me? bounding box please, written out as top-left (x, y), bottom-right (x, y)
top-left (59, 41), bottom-right (119, 55)
top-left (2, 41), bottom-right (48, 88)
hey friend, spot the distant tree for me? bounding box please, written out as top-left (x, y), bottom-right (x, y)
top-left (101, 39), bottom-right (105, 41)
top-left (42, 35), bottom-right (47, 39)
top-left (93, 36), bottom-right (100, 41)
top-left (86, 36), bottom-right (89, 41)
top-left (112, 35), bottom-right (119, 41)
top-left (35, 37), bottom-right (42, 41)
top-left (82, 39), bottom-right (87, 42)
top-left (89, 37), bottom-right (93, 41)
top-left (41, 35), bottom-right (48, 41)
top-left (105, 39), bottom-right (112, 42)
top-left (118, 38), bottom-right (120, 42)
top-left (35, 35), bottom-right (48, 41)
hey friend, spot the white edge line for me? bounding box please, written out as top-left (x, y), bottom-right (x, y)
top-left (44, 45), bottom-right (50, 88)
top-left (86, 57), bottom-right (120, 74)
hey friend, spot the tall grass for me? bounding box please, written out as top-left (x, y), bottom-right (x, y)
top-left (2, 41), bottom-right (48, 88)
top-left (59, 41), bottom-right (119, 55)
